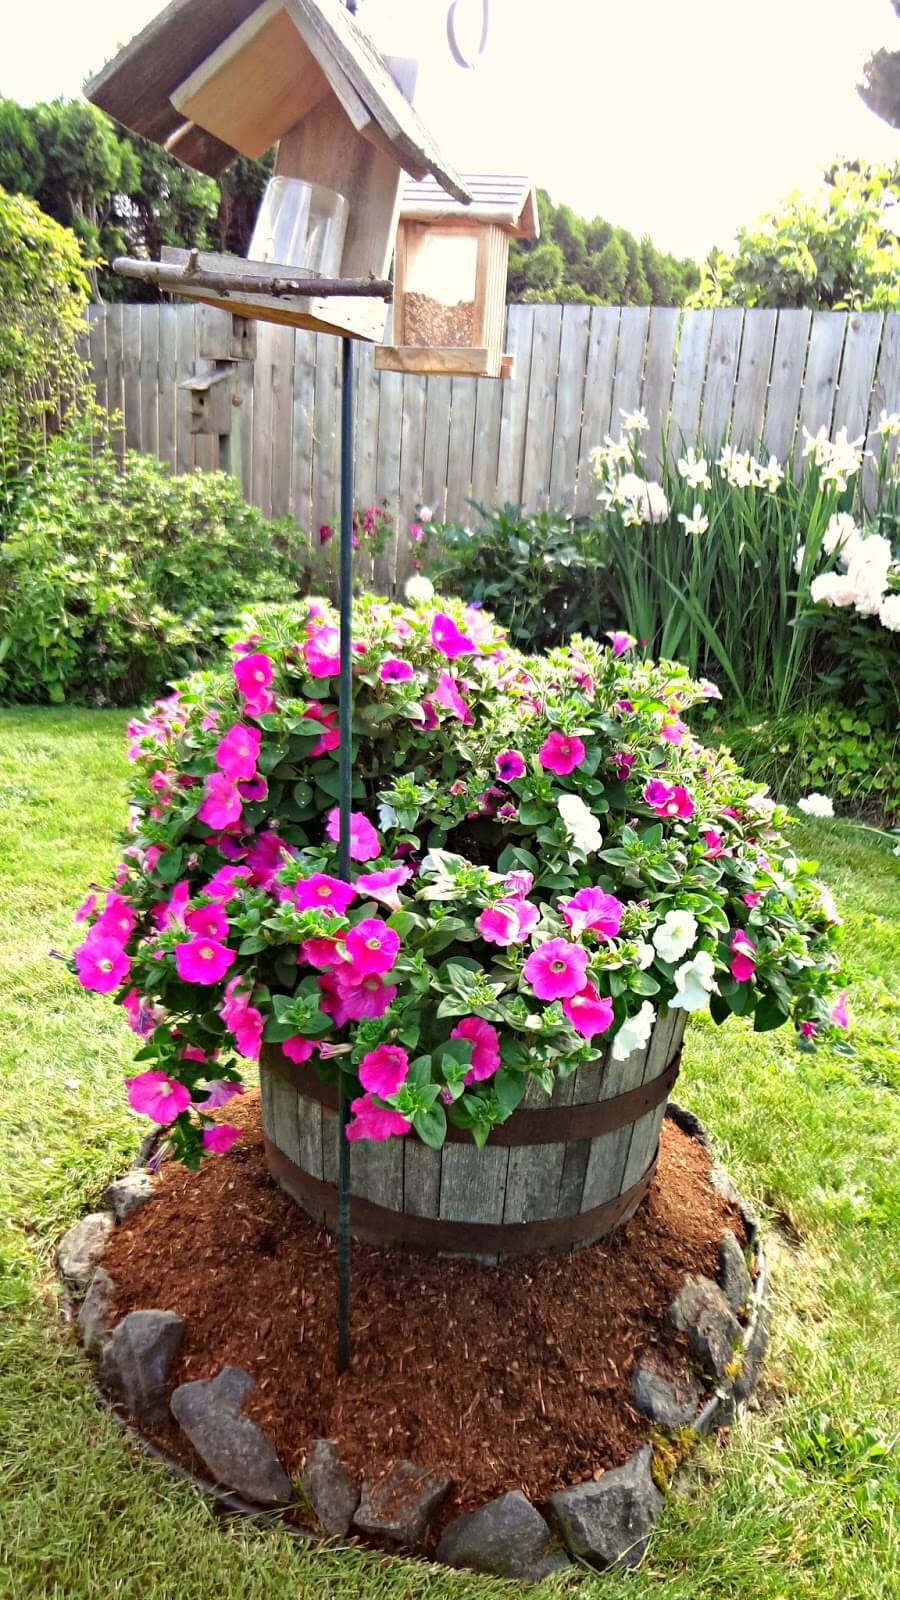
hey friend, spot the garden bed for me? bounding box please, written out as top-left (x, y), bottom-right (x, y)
top-left (96, 1091), bottom-right (750, 1535)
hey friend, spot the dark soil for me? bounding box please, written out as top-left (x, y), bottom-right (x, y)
top-left (102, 1091), bottom-right (744, 1525)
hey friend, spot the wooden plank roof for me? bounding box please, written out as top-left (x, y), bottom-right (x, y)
top-left (401, 173), bottom-right (539, 237)
top-left (85, 0), bottom-right (469, 202)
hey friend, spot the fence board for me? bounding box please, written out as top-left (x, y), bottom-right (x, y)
top-left (175, 306), bottom-right (196, 473)
top-left (87, 305), bottom-right (107, 414)
top-left (156, 305), bottom-right (178, 470)
top-left (798, 310), bottom-right (846, 451)
top-left (610, 305), bottom-right (650, 429)
top-left (730, 308), bottom-right (776, 449)
top-left (138, 304), bottom-right (159, 461)
top-left (763, 308), bottom-right (811, 461)
top-left (373, 366), bottom-right (404, 588)
top-left (575, 306), bottom-right (619, 513)
top-left (269, 325), bottom-right (294, 516)
top-left (668, 309), bottom-right (712, 457)
top-left (470, 373), bottom-right (505, 509)
top-left (496, 304), bottom-right (535, 506)
top-left (700, 308), bottom-right (743, 447)
top-left (640, 306), bottom-right (679, 478)
top-left (420, 371), bottom-right (452, 522)
top-left (549, 304), bottom-right (591, 505)
top-left (865, 311), bottom-right (900, 502)
top-left (444, 373), bottom-right (478, 523)
top-left (833, 312), bottom-right (882, 442)
top-left (311, 332), bottom-right (340, 538)
top-left (521, 303), bottom-right (562, 508)
top-left (250, 321), bottom-right (275, 515)
top-left (397, 372), bottom-right (427, 575)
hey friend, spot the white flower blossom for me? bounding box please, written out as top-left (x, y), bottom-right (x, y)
top-left (611, 1000), bottom-right (656, 1061)
top-left (794, 542), bottom-right (806, 574)
top-left (823, 511), bottom-right (859, 557)
top-left (802, 426), bottom-right (864, 490)
top-left (879, 592), bottom-right (900, 631)
top-left (404, 574), bottom-right (434, 604)
top-left (755, 454), bottom-right (784, 492)
top-left (377, 801), bottom-right (399, 830)
top-left (876, 409), bottom-right (900, 438)
top-left (677, 447), bottom-right (711, 491)
top-left (677, 503), bottom-right (709, 536)
top-left (717, 445), bottom-right (755, 488)
top-left (809, 572), bottom-right (858, 608)
top-left (615, 472), bottom-right (668, 524)
top-left (558, 793), bottom-right (603, 854)
top-left (797, 793), bottom-right (834, 818)
top-left (652, 909), bottom-right (698, 963)
top-left (670, 950), bottom-right (718, 1012)
top-left (620, 407), bottom-right (650, 434)
top-left (634, 941), bottom-right (655, 970)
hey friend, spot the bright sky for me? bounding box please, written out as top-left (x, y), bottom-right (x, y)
top-left (2, 0), bottom-right (898, 258)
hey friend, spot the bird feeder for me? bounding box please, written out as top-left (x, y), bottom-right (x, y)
top-left (376, 174), bottom-right (539, 378)
top-left (85, 0), bottom-right (469, 339)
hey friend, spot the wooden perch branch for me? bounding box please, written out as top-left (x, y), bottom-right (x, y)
top-left (112, 255), bottom-right (393, 299)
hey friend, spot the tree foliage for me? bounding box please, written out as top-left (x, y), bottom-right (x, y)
top-left (507, 188), bottom-right (699, 306)
top-left (858, 1), bottom-right (900, 130)
top-left (691, 160), bottom-right (900, 310)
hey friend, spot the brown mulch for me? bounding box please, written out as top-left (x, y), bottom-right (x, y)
top-left (102, 1091), bottom-right (744, 1523)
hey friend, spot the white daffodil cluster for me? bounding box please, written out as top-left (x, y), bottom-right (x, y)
top-left (801, 426), bottom-right (865, 492)
top-left (677, 502), bottom-right (709, 537)
top-left (717, 445), bottom-right (785, 492)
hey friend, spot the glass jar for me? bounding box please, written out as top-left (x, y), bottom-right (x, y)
top-left (249, 178), bottom-right (349, 278)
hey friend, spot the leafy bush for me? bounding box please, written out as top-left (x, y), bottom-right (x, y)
top-left (0, 416), bottom-right (309, 706)
top-left (69, 593), bottom-right (846, 1168)
top-left (424, 503), bottom-right (616, 651)
top-left (721, 706), bottom-right (900, 824)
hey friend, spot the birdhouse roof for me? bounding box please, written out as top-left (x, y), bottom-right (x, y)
top-left (401, 174), bottom-right (539, 238)
top-left (85, 0), bottom-right (469, 202)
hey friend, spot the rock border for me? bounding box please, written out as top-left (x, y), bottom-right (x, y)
top-left (61, 1105), bottom-right (771, 1579)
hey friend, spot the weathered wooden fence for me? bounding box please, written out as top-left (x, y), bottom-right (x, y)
top-left (87, 302), bottom-right (899, 584)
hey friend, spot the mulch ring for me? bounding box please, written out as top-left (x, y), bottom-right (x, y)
top-left (102, 1089), bottom-right (745, 1532)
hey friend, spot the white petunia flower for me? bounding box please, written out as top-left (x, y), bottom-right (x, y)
top-left (670, 950), bottom-right (718, 1012)
top-left (377, 801), bottom-right (399, 830)
top-left (677, 503), bottom-right (709, 536)
top-left (634, 940), bottom-right (655, 970)
top-left (652, 909), bottom-right (698, 963)
top-left (611, 1000), bottom-right (656, 1061)
top-left (677, 447), bottom-right (711, 491)
top-left (558, 793), bottom-right (603, 854)
top-left (797, 793), bottom-right (834, 818)
top-left (879, 592), bottom-right (900, 632)
top-left (620, 407), bottom-right (650, 434)
top-left (404, 574), bottom-right (434, 604)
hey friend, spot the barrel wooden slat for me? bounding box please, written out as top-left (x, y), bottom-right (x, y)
top-left (621, 1012), bottom-right (686, 1191)
top-left (297, 1094), bottom-right (323, 1180)
top-left (439, 1144), bottom-right (510, 1224)
top-left (321, 1105), bottom-right (339, 1185)
top-left (270, 1069), bottom-right (302, 1168)
top-left (503, 1141), bottom-right (566, 1224)
top-left (403, 1138), bottom-right (442, 1217)
top-left (580, 1044), bottom-right (649, 1209)
top-left (556, 1139), bottom-right (591, 1217)
top-left (350, 1131), bottom-right (404, 1211)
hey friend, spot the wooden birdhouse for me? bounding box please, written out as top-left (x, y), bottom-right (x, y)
top-left (376, 174), bottom-right (539, 379)
top-left (85, 0), bottom-right (469, 339)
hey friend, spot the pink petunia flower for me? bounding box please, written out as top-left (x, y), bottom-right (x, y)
top-left (433, 670), bottom-right (473, 724)
top-left (702, 828), bottom-right (725, 857)
top-left (560, 887), bottom-right (624, 940)
top-left (644, 780), bottom-right (695, 820)
top-left (282, 1036), bottom-right (316, 1064)
top-left (523, 937), bottom-right (589, 1001)
top-left (495, 750), bottom-right (526, 782)
top-left (562, 981), bottom-right (615, 1039)
top-left (300, 935), bottom-right (342, 970)
top-left (175, 937), bottom-right (236, 985)
top-left (304, 625), bottom-right (341, 677)
top-left (185, 903), bottom-right (229, 941)
top-left (238, 776), bottom-right (268, 801)
top-left (539, 731), bottom-right (586, 775)
top-left (205, 864), bottom-right (252, 900)
top-left (477, 899), bottom-right (540, 946)
top-left (660, 716), bottom-right (688, 746)
top-left (332, 968), bottom-right (397, 1021)
top-left (613, 751), bottom-right (635, 782)
top-left (245, 830), bottom-right (291, 889)
top-left (202, 1123), bottom-right (241, 1154)
top-left (126, 1070), bottom-right (191, 1123)
top-left (303, 703), bottom-right (340, 758)
top-left (358, 1043), bottom-right (409, 1097)
top-left (451, 1016), bottom-right (501, 1083)
top-left (234, 652), bottom-right (273, 698)
top-left (431, 612), bottom-right (475, 658)
top-left (799, 1020), bottom-right (818, 1039)
top-left (198, 1079), bottom-right (244, 1108)
top-left (380, 657), bottom-right (414, 683)
top-left (607, 631), bottom-right (636, 656)
top-left (346, 1093), bottom-right (411, 1142)
top-left (742, 890), bottom-right (764, 908)
top-left (75, 935), bottom-right (131, 993)
top-left (74, 892), bottom-right (98, 923)
top-left (122, 988), bottom-right (161, 1037)
top-left (94, 892), bottom-right (136, 944)
top-left (232, 1006), bottom-right (264, 1059)
top-left (326, 807), bottom-right (381, 862)
top-left (354, 864), bottom-right (412, 910)
top-left (198, 771), bottom-right (243, 830)
top-left (830, 990), bottom-right (849, 1029)
top-left (294, 873), bottom-right (357, 914)
top-left (342, 917), bottom-right (400, 976)
top-left (729, 928), bottom-right (757, 983)
top-left (215, 723), bottom-right (261, 782)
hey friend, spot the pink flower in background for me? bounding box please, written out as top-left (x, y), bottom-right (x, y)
top-left (198, 771), bottom-right (243, 830)
top-left (245, 830), bottom-right (290, 888)
top-left (234, 652), bottom-right (273, 699)
top-left (342, 917), bottom-right (400, 975)
top-left (202, 1123), bottom-right (241, 1154)
top-left (495, 749), bottom-right (526, 781)
top-left (830, 990), bottom-right (849, 1029)
top-left (198, 1079), bottom-right (244, 1108)
top-left (729, 929), bottom-right (757, 983)
top-left (661, 716), bottom-right (688, 746)
top-left (303, 702), bottom-right (340, 757)
top-left (238, 776), bottom-right (268, 802)
top-left (74, 892), bottom-right (98, 923)
top-left (477, 899), bottom-right (540, 946)
top-left (282, 1036), bottom-right (316, 1064)
top-left (644, 780), bottom-right (695, 820)
top-left (155, 880), bottom-right (190, 930)
top-left (433, 670), bottom-right (472, 724)
top-left (332, 968), bottom-right (396, 1020)
top-left (181, 1046), bottom-right (209, 1064)
top-left (799, 1020), bottom-right (818, 1039)
top-left (205, 863), bottom-right (252, 900)
top-left (742, 890), bottom-right (764, 908)
top-left (613, 751), bottom-right (635, 781)
top-left (539, 731), bottom-right (586, 775)
top-left (326, 807), bottom-right (381, 862)
top-left (215, 723), bottom-right (261, 782)
top-left (501, 869), bottom-right (534, 900)
top-left (95, 892), bottom-right (136, 944)
top-left (380, 657), bottom-right (414, 682)
top-left (200, 709), bottom-right (221, 732)
top-left (560, 887), bottom-right (624, 940)
top-left (185, 903), bottom-right (229, 940)
top-left (431, 612), bottom-right (475, 658)
top-left (217, 835), bottom-right (248, 861)
top-left (523, 937), bottom-right (589, 1001)
top-left (175, 937), bottom-right (236, 985)
top-left (451, 1016), bottom-right (501, 1082)
top-left (346, 1093), bottom-right (411, 1142)
top-left (359, 1043), bottom-right (409, 1097)
top-left (319, 522), bottom-right (335, 545)
top-left (300, 935), bottom-right (342, 970)
top-left (122, 988), bottom-right (161, 1036)
top-left (563, 982), bottom-right (614, 1039)
top-left (703, 828), bottom-right (725, 857)
top-left (126, 1070), bottom-right (190, 1123)
top-left (354, 864), bottom-right (412, 910)
top-left (243, 688), bottom-right (275, 717)
top-left (293, 873), bottom-right (356, 914)
top-left (304, 626), bottom-right (341, 677)
top-left (75, 935), bottom-right (131, 993)
top-left (607, 631), bottom-right (635, 656)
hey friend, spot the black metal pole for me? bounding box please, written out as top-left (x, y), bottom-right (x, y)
top-left (336, 335), bottom-right (354, 1373)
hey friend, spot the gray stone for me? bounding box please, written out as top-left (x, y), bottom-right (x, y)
top-left (302, 1439), bottom-right (359, 1535)
top-left (57, 1212), bottom-right (114, 1290)
top-left (353, 1460), bottom-right (451, 1548)
top-left (78, 1266), bottom-right (117, 1354)
top-left (669, 1274), bottom-right (742, 1378)
top-left (549, 1445), bottom-right (664, 1570)
top-left (99, 1309), bottom-right (185, 1424)
top-left (631, 1359), bottom-right (702, 1429)
top-left (170, 1365), bottom-right (292, 1507)
top-left (102, 1170), bottom-right (154, 1221)
top-left (437, 1490), bottom-right (571, 1581)
top-left (718, 1231), bottom-right (753, 1316)
top-left (733, 1300), bottom-right (772, 1403)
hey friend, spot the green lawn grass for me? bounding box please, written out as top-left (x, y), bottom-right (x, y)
top-left (0, 707), bottom-right (897, 1600)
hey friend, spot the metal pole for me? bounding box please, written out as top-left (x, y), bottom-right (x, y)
top-left (336, 335), bottom-right (354, 1373)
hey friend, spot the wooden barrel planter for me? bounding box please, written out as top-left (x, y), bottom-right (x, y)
top-left (260, 1008), bottom-right (686, 1262)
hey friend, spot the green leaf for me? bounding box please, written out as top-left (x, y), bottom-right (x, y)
top-left (156, 847), bottom-right (184, 883)
top-left (413, 1103), bottom-right (447, 1149)
top-left (493, 1068), bottom-right (525, 1116)
top-left (754, 990), bottom-right (790, 1032)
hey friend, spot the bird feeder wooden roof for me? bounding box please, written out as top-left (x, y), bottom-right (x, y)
top-left (85, 0), bottom-right (468, 202)
top-left (400, 174), bottom-right (539, 238)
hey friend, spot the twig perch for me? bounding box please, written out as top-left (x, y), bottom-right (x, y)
top-left (112, 257), bottom-right (393, 300)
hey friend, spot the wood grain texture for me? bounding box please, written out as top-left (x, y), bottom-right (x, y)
top-left (668, 309), bottom-right (712, 457)
top-left (764, 308), bottom-right (812, 461)
top-left (730, 308), bottom-right (776, 450)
